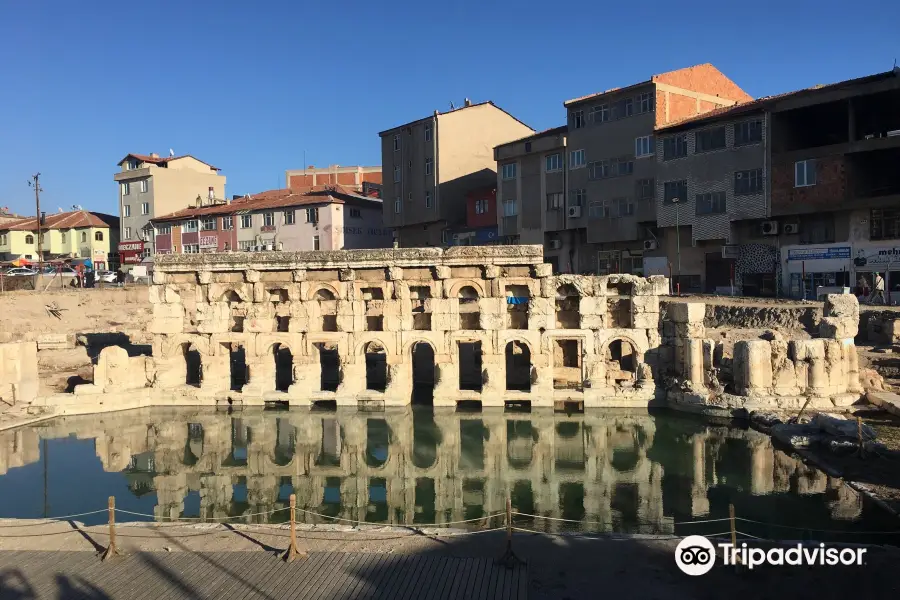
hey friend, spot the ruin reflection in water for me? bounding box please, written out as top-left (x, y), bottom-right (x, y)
top-left (0, 407), bottom-right (897, 539)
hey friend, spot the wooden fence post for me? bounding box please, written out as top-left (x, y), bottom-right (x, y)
top-left (101, 496), bottom-right (119, 561)
top-left (283, 494), bottom-right (307, 562)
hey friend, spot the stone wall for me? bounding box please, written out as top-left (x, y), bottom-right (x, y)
top-left (0, 341), bottom-right (38, 408)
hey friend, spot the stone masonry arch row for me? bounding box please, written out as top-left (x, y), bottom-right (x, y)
top-left (447, 279), bottom-right (487, 299)
top-left (306, 282), bottom-right (341, 301)
top-left (162, 335), bottom-right (212, 359)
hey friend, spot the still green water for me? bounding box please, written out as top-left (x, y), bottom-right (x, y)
top-left (0, 407), bottom-right (897, 542)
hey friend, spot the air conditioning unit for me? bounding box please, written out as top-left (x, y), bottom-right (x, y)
top-left (643, 240), bottom-right (658, 251)
top-left (783, 223), bottom-right (799, 234)
top-left (264, 244), bottom-right (275, 251)
top-left (567, 206), bottom-right (582, 218)
top-left (761, 221), bottom-right (779, 235)
top-left (548, 240), bottom-right (563, 250)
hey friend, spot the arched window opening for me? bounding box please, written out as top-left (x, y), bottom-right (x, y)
top-left (273, 343), bottom-right (294, 392)
top-left (411, 342), bottom-right (435, 405)
top-left (505, 284), bottom-right (529, 329)
top-left (458, 285), bottom-right (481, 330)
top-left (555, 284), bottom-right (580, 329)
top-left (505, 341), bottom-right (532, 391)
top-left (364, 341), bottom-right (387, 392)
top-left (606, 339), bottom-right (637, 387)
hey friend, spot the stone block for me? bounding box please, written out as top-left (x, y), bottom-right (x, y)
top-left (867, 390), bottom-right (900, 417)
top-left (387, 266), bottom-right (403, 281)
top-left (823, 294), bottom-right (859, 318)
top-left (673, 322), bottom-right (705, 339)
top-left (434, 266), bottom-right (451, 280)
top-left (339, 268), bottom-right (355, 281)
top-left (819, 316), bottom-right (858, 340)
top-left (533, 263), bottom-right (552, 278)
top-left (198, 271), bottom-right (212, 285)
top-left (483, 265), bottom-right (501, 279)
top-left (292, 269), bottom-right (306, 282)
top-left (648, 275), bottom-right (669, 296)
top-left (36, 333), bottom-right (75, 351)
top-left (245, 269), bottom-right (261, 283)
top-left (667, 302), bottom-right (705, 324)
top-left (734, 340), bottom-right (773, 393)
top-left (632, 312), bottom-right (659, 329)
top-left (630, 295), bottom-right (660, 314)
top-left (149, 304), bottom-right (185, 334)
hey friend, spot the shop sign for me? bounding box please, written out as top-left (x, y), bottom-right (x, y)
top-left (786, 247), bottom-right (850, 261)
top-left (199, 235), bottom-right (218, 248)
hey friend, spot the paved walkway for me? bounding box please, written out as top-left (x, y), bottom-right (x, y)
top-left (0, 550), bottom-right (527, 600)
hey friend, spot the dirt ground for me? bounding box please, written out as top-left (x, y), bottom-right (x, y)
top-left (0, 521), bottom-right (897, 599)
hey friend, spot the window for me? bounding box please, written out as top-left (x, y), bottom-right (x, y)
top-left (638, 92), bottom-right (655, 114)
top-left (125, 159), bottom-right (139, 170)
top-left (201, 217), bottom-right (216, 231)
top-left (240, 214), bottom-right (252, 228)
top-left (801, 214), bottom-right (836, 244)
top-left (545, 153), bottom-right (562, 172)
top-left (569, 149), bottom-right (585, 169)
top-left (393, 165), bottom-right (401, 183)
top-left (222, 216), bottom-right (233, 230)
top-left (573, 110), bottom-right (585, 129)
top-left (121, 182), bottom-right (130, 196)
top-left (393, 134), bottom-right (400, 151)
top-left (305, 208), bottom-right (318, 223)
top-left (614, 157), bottom-right (634, 176)
top-left (141, 202), bottom-right (149, 215)
top-left (349, 208), bottom-right (361, 218)
top-left (635, 136), bottom-right (655, 158)
top-left (734, 168), bottom-right (763, 195)
top-left (636, 178), bottom-right (655, 202)
top-left (695, 127), bottom-right (727, 153)
top-left (0, 234), bottom-right (6, 245)
top-left (25, 234), bottom-right (34, 244)
top-left (283, 210), bottom-right (295, 225)
top-left (183, 244), bottom-right (199, 254)
top-left (123, 205), bottom-right (131, 217)
top-left (663, 180), bottom-right (687, 205)
top-left (425, 191), bottom-right (432, 208)
top-left (525, 142), bottom-right (532, 152)
top-left (124, 228), bottom-right (131, 239)
top-left (795, 160), bottom-right (816, 187)
top-left (156, 224), bottom-right (171, 235)
top-left (183, 220), bottom-right (198, 232)
top-left (589, 104), bottom-right (608, 123)
top-left (313, 235), bottom-right (320, 250)
top-left (425, 123), bottom-right (433, 142)
top-left (94, 231), bottom-right (103, 241)
top-left (612, 98), bottom-right (633, 119)
top-left (735, 120), bottom-right (763, 146)
top-left (394, 198), bottom-right (401, 213)
top-left (140, 179), bottom-right (149, 193)
top-left (569, 189), bottom-right (586, 207)
top-left (695, 191), bottom-right (726, 215)
top-left (60, 232), bottom-right (66, 243)
top-left (546, 192), bottom-right (564, 210)
top-left (262, 212), bottom-right (274, 227)
top-left (475, 198), bottom-right (489, 214)
top-left (502, 198), bottom-right (518, 217)
top-left (617, 197), bottom-right (634, 217)
top-left (870, 208), bottom-right (900, 241)
top-left (80, 231), bottom-right (86, 243)
top-left (589, 160), bottom-right (609, 180)
top-left (425, 158), bottom-right (433, 175)
top-left (588, 200), bottom-right (609, 218)
top-left (663, 135), bottom-right (688, 160)
top-left (501, 163), bottom-right (517, 180)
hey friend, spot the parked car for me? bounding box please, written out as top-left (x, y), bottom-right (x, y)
top-left (4, 267), bottom-right (37, 277)
top-left (96, 270), bottom-right (117, 284)
top-left (42, 266), bottom-right (77, 277)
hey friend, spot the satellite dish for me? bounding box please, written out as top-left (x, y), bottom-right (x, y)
top-left (169, 148), bottom-right (175, 157)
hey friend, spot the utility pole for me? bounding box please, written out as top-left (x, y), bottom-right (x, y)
top-left (28, 173), bottom-right (43, 287)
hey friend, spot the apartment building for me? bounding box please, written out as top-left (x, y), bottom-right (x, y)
top-left (113, 153), bottom-right (225, 256)
top-left (379, 100), bottom-right (534, 247)
top-left (494, 127), bottom-right (568, 269)
top-left (653, 106), bottom-right (768, 293)
top-left (560, 64), bottom-right (752, 274)
top-left (285, 165), bottom-right (382, 192)
top-left (0, 210), bottom-right (119, 269)
top-left (150, 185), bottom-right (391, 254)
top-left (444, 186), bottom-right (501, 246)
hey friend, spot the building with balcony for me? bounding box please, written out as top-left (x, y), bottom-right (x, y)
top-left (114, 153), bottom-right (226, 256)
top-left (494, 127), bottom-right (569, 270)
top-left (150, 185), bottom-right (391, 254)
top-left (444, 187), bottom-right (500, 246)
top-left (285, 165), bottom-right (382, 193)
top-left (561, 64), bottom-right (752, 274)
top-left (379, 100), bottom-right (534, 247)
top-left (0, 210), bottom-right (118, 269)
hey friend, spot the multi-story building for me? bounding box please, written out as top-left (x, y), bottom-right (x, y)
top-left (444, 186), bottom-right (500, 246)
top-left (0, 210), bottom-right (119, 269)
top-left (558, 64), bottom-right (752, 274)
top-left (653, 105), bottom-right (768, 293)
top-left (150, 185), bottom-right (391, 254)
top-left (285, 165), bottom-right (382, 193)
top-left (113, 153), bottom-right (225, 257)
top-left (494, 126), bottom-right (568, 269)
top-left (379, 100), bottom-right (534, 247)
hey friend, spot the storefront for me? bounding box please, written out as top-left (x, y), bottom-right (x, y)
top-left (851, 243), bottom-right (900, 301)
top-left (782, 245), bottom-right (852, 299)
top-left (118, 241), bottom-right (145, 267)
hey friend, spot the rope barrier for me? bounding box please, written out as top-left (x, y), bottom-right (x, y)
top-left (114, 507), bottom-right (291, 522)
top-left (0, 509), bottom-right (110, 527)
top-left (734, 517), bottom-right (900, 535)
top-left (293, 507), bottom-right (506, 529)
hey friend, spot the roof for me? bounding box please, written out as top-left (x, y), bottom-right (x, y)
top-left (117, 153), bottom-right (220, 171)
top-left (151, 185), bottom-right (380, 222)
top-left (656, 67), bottom-right (900, 132)
top-left (3, 210), bottom-right (111, 231)
top-left (378, 101), bottom-right (533, 136)
top-left (495, 125), bottom-right (568, 149)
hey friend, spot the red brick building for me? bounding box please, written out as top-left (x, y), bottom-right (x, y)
top-left (286, 165), bottom-right (381, 194)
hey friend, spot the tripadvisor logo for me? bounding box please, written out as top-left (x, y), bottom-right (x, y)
top-left (675, 536), bottom-right (867, 575)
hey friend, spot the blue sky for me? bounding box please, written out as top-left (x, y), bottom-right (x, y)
top-left (1, 0), bottom-right (897, 216)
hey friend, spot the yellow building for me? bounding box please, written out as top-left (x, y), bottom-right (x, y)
top-left (0, 210), bottom-right (119, 269)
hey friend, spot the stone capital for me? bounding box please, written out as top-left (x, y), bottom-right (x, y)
top-left (387, 266), bottom-right (403, 281)
top-left (244, 269), bottom-right (261, 283)
top-left (434, 265), bottom-right (451, 280)
top-left (339, 268), bottom-right (355, 282)
top-left (292, 269), bottom-right (306, 282)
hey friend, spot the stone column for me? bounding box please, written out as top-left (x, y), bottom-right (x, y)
top-left (433, 355), bottom-right (458, 406)
top-left (691, 433), bottom-right (710, 516)
top-left (734, 340), bottom-right (773, 395)
top-left (749, 438), bottom-right (775, 496)
top-left (684, 339), bottom-right (706, 387)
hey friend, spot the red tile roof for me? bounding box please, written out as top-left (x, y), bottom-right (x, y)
top-left (151, 185), bottom-right (377, 222)
top-left (118, 153), bottom-right (220, 171)
top-left (3, 210), bottom-right (110, 231)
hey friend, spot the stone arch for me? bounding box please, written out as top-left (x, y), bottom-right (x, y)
top-left (162, 335), bottom-right (210, 359)
top-left (409, 340), bottom-right (436, 405)
top-left (271, 343), bottom-right (295, 392)
top-left (505, 339), bottom-right (532, 391)
top-left (603, 336), bottom-right (642, 386)
top-left (446, 279), bottom-right (486, 299)
top-left (355, 338), bottom-right (390, 357)
top-left (456, 284), bottom-right (481, 330)
top-left (556, 284), bottom-right (580, 329)
top-left (308, 283), bottom-right (340, 301)
top-left (364, 341), bottom-right (388, 392)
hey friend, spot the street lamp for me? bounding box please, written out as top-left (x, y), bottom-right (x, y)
top-left (671, 197), bottom-right (682, 294)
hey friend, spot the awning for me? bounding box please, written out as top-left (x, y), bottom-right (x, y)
top-left (11, 258), bottom-right (31, 267)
